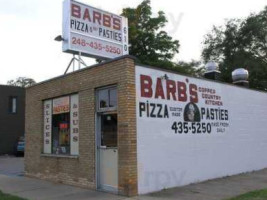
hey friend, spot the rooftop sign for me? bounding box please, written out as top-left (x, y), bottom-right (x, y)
top-left (62, 0), bottom-right (129, 59)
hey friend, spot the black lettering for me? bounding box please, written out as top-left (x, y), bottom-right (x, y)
top-left (225, 110), bottom-right (228, 120)
top-left (201, 108), bottom-right (205, 120)
top-left (150, 103), bottom-right (156, 118)
top-left (157, 104), bottom-right (163, 118)
top-left (77, 21), bottom-right (81, 31)
top-left (206, 108), bottom-right (210, 120)
top-left (139, 102), bottom-right (145, 117)
top-left (146, 101), bottom-right (149, 117)
top-left (210, 109), bottom-right (214, 120)
top-left (164, 105), bottom-right (169, 118)
top-left (71, 19), bottom-right (75, 29)
top-left (221, 109), bottom-right (224, 120)
top-left (81, 22), bottom-right (84, 31)
top-left (99, 27), bottom-right (103, 36)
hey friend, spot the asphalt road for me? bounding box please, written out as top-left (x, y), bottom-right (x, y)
top-left (0, 155), bottom-right (24, 176)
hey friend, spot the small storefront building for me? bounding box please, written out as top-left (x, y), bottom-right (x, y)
top-left (25, 56), bottom-right (267, 196)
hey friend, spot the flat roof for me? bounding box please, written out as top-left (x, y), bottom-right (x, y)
top-left (27, 55), bottom-right (267, 94)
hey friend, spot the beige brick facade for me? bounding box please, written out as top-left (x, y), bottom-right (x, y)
top-left (25, 56), bottom-right (138, 196)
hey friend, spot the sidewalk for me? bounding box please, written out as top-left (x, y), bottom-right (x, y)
top-left (0, 168), bottom-right (267, 200)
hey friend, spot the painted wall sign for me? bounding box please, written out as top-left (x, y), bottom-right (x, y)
top-left (136, 65), bottom-right (267, 194)
top-left (43, 100), bottom-right (52, 154)
top-left (62, 0), bottom-right (128, 59)
top-left (70, 94), bottom-right (79, 155)
top-left (137, 68), bottom-right (230, 135)
top-left (53, 96), bottom-right (70, 114)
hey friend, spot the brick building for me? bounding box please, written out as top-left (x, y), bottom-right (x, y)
top-left (25, 56), bottom-right (267, 196)
top-left (0, 85), bottom-right (25, 155)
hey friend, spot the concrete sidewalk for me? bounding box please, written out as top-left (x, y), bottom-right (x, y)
top-left (0, 169), bottom-right (267, 200)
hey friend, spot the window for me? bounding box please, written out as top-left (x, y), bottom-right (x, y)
top-left (52, 109), bottom-right (70, 155)
top-left (101, 114), bottom-right (117, 147)
top-left (97, 87), bottom-right (117, 111)
top-left (109, 88), bottom-right (117, 107)
top-left (43, 94), bottom-right (79, 156)
top-left (8, 96), bottom-right (17, 113)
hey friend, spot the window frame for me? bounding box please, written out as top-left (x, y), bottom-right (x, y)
top-left (96, 86), bottom-right (118, 113)
top-left (43, 94), bottom-right (79, 156)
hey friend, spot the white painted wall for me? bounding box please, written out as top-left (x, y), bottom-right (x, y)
top-left (136, 65), bottom-right (267, 194)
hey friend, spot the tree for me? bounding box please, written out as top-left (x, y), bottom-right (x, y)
top-left (174, 60), bottom-right (205, 77)
top-left (7, 77), bottom-right (36, 88)
top-left (202, 6), bottom-right (267, 90)
top-left (121, 0), bottom-right (180, 69)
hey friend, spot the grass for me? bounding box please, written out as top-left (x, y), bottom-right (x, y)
top-left (226, 189), bottom-right (267, 200)
top-left (0, 190), bottom-right (28, 200)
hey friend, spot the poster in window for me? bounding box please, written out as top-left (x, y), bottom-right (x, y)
top-left (53, 96), bottom-right (70, 114)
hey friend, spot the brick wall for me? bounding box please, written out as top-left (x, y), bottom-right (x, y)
top-left (25, 56), bottom-right (138, 196)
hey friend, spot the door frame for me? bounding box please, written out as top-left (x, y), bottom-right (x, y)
top-left (96, 112), bottom-right (118, 193)
top-left (95, 85), bottom-right (118, 193)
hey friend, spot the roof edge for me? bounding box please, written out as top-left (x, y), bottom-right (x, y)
top-left (27, 55), bottom-right (137, 89)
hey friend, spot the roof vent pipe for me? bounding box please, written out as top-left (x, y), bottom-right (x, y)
top-left (204, 61), bottom-right (221, 81)
top-left (232, 68), bottom-right (249, 87)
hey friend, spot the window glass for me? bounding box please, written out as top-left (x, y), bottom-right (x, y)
top-left (52, 96), bottom-right (71, 155)
top-left (8, 96), bottom-right (17, 113)
top-left (109, 88), bottom-right (117, 107)
top-left (52, 113), bottom-right (70, 155)
top-left (101, 114), bottom-right (117, 147)
top-left (97, 87), bottom-right (117, 111)
top-left (12, 98), bottom-right (17, 113)
top-left (43, 94), bottom-right (79, 155)
top-left (98, 89), bottom-right (109, 109)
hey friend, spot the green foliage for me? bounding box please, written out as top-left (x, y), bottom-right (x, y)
top-left (0, 190), bottom-right (28, 200)
top-left (121, 0), bottom-right (179, 69)
top-left (225, 189), bottom-right (267, 200)
top-left (202, 6), bottom-right (267, 91)
top-left (7, 77), bottom-right (36, 88)
top-left (174, 60), bottom-right (205, 77)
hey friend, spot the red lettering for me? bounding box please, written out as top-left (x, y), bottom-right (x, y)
top-left (189, 84), bottom-right (198, 103)
top-left (113, 18), bottom-right (121, 30)
top-left (140, 75), bottom-right (153, 98)
top-left (166, 80), bottom-right (177, 101)
top-left (83, 8), bottom-right (91, 21)
top-left (177, 81), bottom-right (187, 102)
top-left (93, 11), bottom-right (101, 25)
top-left (155, 78), bottom-right (165, 99)
top-left (103, 14), bottom-right (111, 27)
top-left (71, 4), bottom-right (81, 18)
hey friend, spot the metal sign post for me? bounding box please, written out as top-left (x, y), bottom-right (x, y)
top-left (64, 52), bottom-right (87, 74)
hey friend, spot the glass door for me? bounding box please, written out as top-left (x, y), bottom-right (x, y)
top-left (97, 113), bottom-right (118, 192)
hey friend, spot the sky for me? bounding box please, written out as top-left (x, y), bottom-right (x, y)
top-left (0, 0), bottom-right (266, 84)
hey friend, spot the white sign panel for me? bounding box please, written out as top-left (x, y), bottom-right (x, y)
top-left (70, 94), bottom-right (79, 155)
top-left (136, 65), bottom-right (267, 194)
top-left (63, 0), bottom-right (128, 59)
top-left (44, 100), bottom-right (52, 154)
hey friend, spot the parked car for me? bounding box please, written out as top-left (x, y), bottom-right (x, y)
top-left (15, 136), bottom-right (25, 156)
